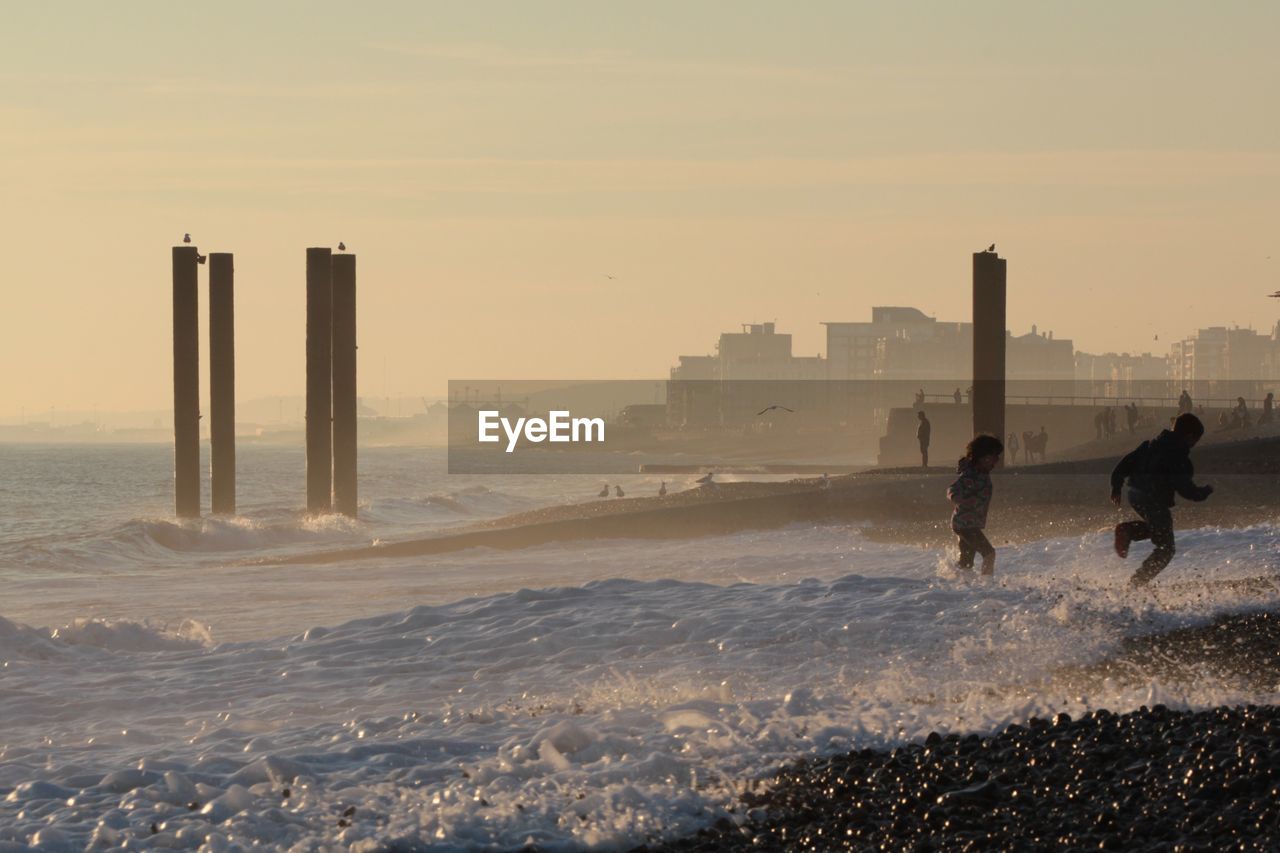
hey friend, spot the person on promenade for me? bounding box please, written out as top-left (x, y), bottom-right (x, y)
top-left (1261, 392), bottom-right (1274, 426)
top-left (953, 388), bottom-right (962, 405)
top-left (1110, 413), bottom-right (1213, 587)
top-left (1235, 397), bottom-right (1251, 429)
top-left (947, 434), bottom-right (1003, 576)
top-left (1007, 431), bottom-right (1019, 465)
top-left (1178, 389), bottom-right (1193, 414)
top-left (1125, 402), bottom-right (1139, 434)
top-left (916, 410), bottom-right (932, 467)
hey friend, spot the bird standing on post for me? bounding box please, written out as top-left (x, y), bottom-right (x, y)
top-left (338, 242), bottom-right (346, 252)
top-left (183, 233), bottom-right (191, 244)
top-left (987, 243), bottom-right (996, 252)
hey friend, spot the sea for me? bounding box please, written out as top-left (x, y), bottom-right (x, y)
top-left (2, 442), bottom-right (1279, 850)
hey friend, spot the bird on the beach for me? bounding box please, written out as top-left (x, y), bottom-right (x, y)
top-left (695, 472), bottom-right (715, 485)
top-left (598, 485), bottom-right (609, 498)
top-left (820, 473), bottom-right (830, 490)
top-left (614, 485), bottom-right (625, 498)
top-left (756, 405), bottom-right (795, 416)
top-left (183, 233), bottom-right (191, 244)
top-left (987, 243), bottom-right (996, 252)
top-left (196, 254), bottom-right (206, 265)
top-left (658, 481), bottom-right (667, 497)
top-left (338, 242), bottom-right (346, 252)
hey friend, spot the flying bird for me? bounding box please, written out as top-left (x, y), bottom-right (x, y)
top-left (756, 405), bottom-right (795, 416)
top-left (338, 242), bottom-right (346, 251)
top-left (1268, 291), bottom-right (1280, 299)
top-left (603, 274), bottom-right (616, 280)
top-left (196, 254), bottom-right (206, 265)
top-left (183, 233), bottom-right (191, 244)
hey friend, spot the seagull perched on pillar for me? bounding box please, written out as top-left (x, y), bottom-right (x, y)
top-left (987, 243), bottom-right (996, 252)
top-left (183, 233), bottom-right (191, 244)
top-left (338, 242), bottom-right (346, 252)
top-left (196, 254), bottom-right (206, 265)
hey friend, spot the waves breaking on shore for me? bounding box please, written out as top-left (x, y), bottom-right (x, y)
top-left (3, 523), bottom-right (1280, 849)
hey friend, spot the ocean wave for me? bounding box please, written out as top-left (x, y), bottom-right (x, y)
top-left (3, 523), bottom-right (1280, 848)
top-left (0, 614), bottom-right (211, 660)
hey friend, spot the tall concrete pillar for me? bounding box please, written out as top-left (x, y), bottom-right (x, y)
top-left (209, 253), bottom-right (236, 515)
top-left (172, 245), bottom-right (201, 518)
top-left (306, 247), bottom-right (333, 513)
top-left (332, 254), bottom-right (358, 517)
top-left (972, 250), bottom-right (1007, 455)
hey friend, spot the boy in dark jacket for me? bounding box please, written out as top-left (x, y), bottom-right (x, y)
top-left (947, 434), bottom-right (1003, 576)
top-left (1110, 413), bottom-right (1213, 586)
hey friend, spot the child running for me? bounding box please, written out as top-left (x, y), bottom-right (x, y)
top-left (947, 434), bottom-right (1003, 576)
top-left (1110, 412), bottom-right (1213, 587)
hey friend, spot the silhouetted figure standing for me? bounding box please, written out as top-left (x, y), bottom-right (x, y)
top-left (914, 388), bottom-right (925, 406)
top-left (1111, 413), bottom-right (1213, 587)
top-left (1094, 409), bottom-right (1107, 441)
top-left (658, 481), bottom-right (667, 497)
top-left (1125, 402), bottom-right (1139, 434)
top-left (1007, 431), bottom-right (1019, 464)
top-left (1107, 407), bottom-right (1117, 437)
top-left (947, 434), bottom-right (1003, 576)
top-left (1235, 397), bottom-right (1251, 429)
top-left (1261, 392), bottom-right (1274, 426)
top-left (953, 388), bottom-right (962, 405)
top-left (1178, 389), bottom-right (1193, 414)
top-left (916, 410), bottom-right (932, 467)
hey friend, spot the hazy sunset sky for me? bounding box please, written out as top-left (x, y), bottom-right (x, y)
top-left (2, 1), bottom-right (1278, 415)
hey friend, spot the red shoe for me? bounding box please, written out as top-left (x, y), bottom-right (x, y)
top-left (1113, 524), bottom-right (1130, 559)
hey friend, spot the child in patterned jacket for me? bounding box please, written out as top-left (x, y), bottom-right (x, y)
top-left (947, 433), bottom-right (1004, 576)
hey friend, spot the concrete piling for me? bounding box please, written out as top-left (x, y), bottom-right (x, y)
top-left (972, 250), bottom-right (1007, 457)
top-left (172, 246), bottom-right (201, 518)
top-left (209, 253), bottom-right (236, 514)
top-left (306, 247), bottom-right (334, 513)
top-left (331, 254), bottom-right (358, 517)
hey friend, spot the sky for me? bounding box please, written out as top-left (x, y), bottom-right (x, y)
top-left (1, 1), bottom-right (1278, 416)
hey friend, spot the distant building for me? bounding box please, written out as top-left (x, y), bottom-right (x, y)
top-left (671, 322), bottom-right (824, 381)
top-left (1170, 325), bottom-right (1279, 396)
top-left (825, 307), bottom-right (946, 380)
top-left (669, 322), bottom-right (824, 426)
top-left (1075, 352), bottom-right (1170, 399)
top-left (826, 309), bottom-right (1073, 383)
